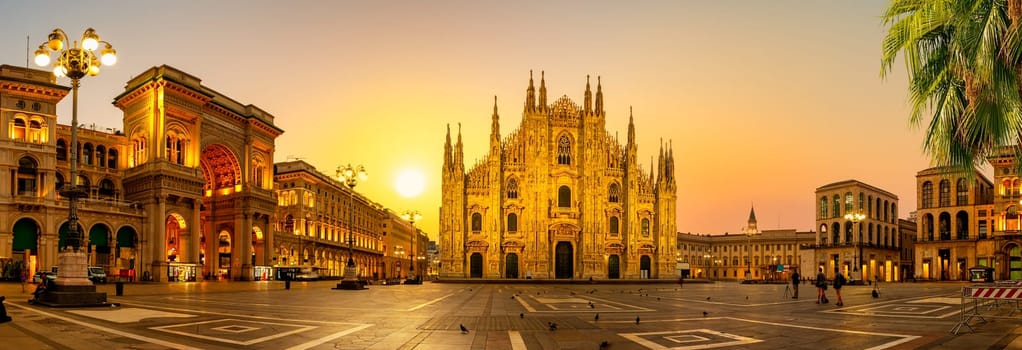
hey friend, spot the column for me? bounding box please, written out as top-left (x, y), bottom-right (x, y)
top-left (190, 199), bottom-right (202, 279)
top-left (152, 195), bottom-right (168, 282)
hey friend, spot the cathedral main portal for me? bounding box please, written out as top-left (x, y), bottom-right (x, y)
top-left (555, 242), bottom-right (573, 279)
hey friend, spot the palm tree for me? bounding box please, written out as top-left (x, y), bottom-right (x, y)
top-left (881, 0), bottom-right (1022, 172)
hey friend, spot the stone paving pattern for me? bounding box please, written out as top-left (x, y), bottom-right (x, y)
top-left (0, 280), bottom-right (1021, 349)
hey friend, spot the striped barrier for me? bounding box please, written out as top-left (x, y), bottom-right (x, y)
top-left (951, 285), bottom-right (1022, 335)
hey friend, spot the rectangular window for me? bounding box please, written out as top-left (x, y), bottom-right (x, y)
top-left (979, 221), bottom-right (988, 239)
top-left (979, 210), bottom-right (987, 217)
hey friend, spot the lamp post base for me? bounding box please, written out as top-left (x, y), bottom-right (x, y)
top-left (334, 265), bottom-right (365, 290)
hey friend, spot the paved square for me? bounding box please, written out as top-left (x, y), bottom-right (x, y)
top-left (151, 318), bottom-right (316, 346)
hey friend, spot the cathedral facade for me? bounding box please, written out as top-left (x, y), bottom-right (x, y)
top-left (439, 72), bottom-right (678, 280)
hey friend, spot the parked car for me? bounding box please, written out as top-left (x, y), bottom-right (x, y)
top-left (88, 267), bottom-right (107, 283)
top-left (295, 270), bottom-right (320, 281)
top-left (32, 271), bottom-right (55, 283)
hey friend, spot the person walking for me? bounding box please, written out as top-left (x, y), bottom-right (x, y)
top-left (833, 269), bottom-right (847, 306)
top-left (815, 267), bottom-right (828, 304)
top-left (19, 268), bottom-right (27, 293)
top-left (790, 269), bottom-right (800, 299)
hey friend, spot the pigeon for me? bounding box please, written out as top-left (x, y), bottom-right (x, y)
top-left (599, 340), bottom-right (609, 349)
top-left (706, 297), bottom-right (711, 300)
top-left (588, 301), bottom-right (595, 308)
top-left (703, 311), bottom-right (708, 317)
top-left (548, 322), bottom-right (558, 331)
top-left (460, 324), bottom-right (469, 334)
top-left (511, 296), bottom-right (515, 300)
top-left (745, 296), bottom-right (749, 300)
top-left (657, 297), bottom-right (661, 301)
top-left (635, 317), bottom-right (640, 325)
top-left (520, 313), bottom-right (524, 319)
top-left (594, 313), bottom-right (599, 321)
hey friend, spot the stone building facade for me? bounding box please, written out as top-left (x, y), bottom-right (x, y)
top-left (913, 147), bottom-right (1022, 281)
top-left (272, 160), bottom-right (388, 280)
top-left (813, 180), bottom-right (912, 282)
top-left (0, 63), bottom-right (432, 283)
top-left (0, 64), bottom-right (286, 282)
top-left (439, 72), bottom-right (678, 280)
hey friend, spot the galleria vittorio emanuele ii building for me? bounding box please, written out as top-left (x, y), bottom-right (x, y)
top-left (439, 72), bottom-right (678, 280)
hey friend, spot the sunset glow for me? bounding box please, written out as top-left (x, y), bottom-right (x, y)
top-left (0, 1), bottom-right (927, 238)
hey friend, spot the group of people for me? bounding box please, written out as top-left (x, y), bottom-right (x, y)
top-left (789, 267), bottom-right (846, 306)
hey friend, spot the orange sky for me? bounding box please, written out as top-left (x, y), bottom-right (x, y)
top-left (0, 1), bottom-right (936, 239)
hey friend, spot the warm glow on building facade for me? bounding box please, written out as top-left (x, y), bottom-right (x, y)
top-left (439, 72), bottom-right (678, 279)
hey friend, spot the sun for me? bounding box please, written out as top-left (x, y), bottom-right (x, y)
top-left (395, 168), bottom-right (426, 198)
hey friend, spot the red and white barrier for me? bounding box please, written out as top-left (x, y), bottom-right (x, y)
top-left (952, 285), bottom-right (1022, 335)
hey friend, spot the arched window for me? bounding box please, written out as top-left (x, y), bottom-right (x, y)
top-left (471, 213), bottom-right (482, 232)
top-left (641, 218), bottom-right (650, 236)
top-left (608, 183), bottom-right (619, 203)
top-left (832, 195), bottom-right (840, 218)
top-left (98, 179), bottom-right (115, 199)
top-left (56, 139), bottom-right (67, 161)
top-left (609, 216), bottom-right (619, 235)
top-left (557, 135), bottom-right (571, 165)
top-left (55, 172), bottom-right (64, 192)
top-left (939, 179), bottom-right (951, 207)
top-left (820, 197), bottom-right (828, 219)
top-left (16, 157), bottom-right (37, 196)
top-left (107, 149), bottom-right (118, 169)
top-left (283, 215), bottom-right (295, 234)
top-left (12, 117), bottom-right (26, 140)
top-left (558, 186), bottom-right (571, 208)
top-left (164, 134), bottom-right (185, 165)
top-left (96, 145), bottom-right (106, 168)
top-left (76, 174), bottom-right (90, 192)
top-left (507, 213), bottom-right (517, 232)
top-left (83, 143), bottom-right (93, 166)
top-left (844, 192), bottom-right (853, 211)
top-left (28, 120), bottom-right (43, 143)
top-left (858, 192), bottom-right (865, 209)
top-left (956, 178), bottom-right (969, 206)
top-left (922, 182), bottom-right (933, 208)
top-left (506, 178), bottom-right (518, 199)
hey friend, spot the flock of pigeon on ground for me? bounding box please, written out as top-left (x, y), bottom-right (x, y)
top-left (457, 287), bottom-right (710, 349)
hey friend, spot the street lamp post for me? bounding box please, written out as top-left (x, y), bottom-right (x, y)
top-left (844, 211), bottom-right (866, 282)
top-left (335, 164), bottom-right (367, 290)
top-left (744, 227), bottom-right (757, 281)
top-left (32, 28), bottom-right (116, 306)
top-left (401, 210), bottom-right (422, 284)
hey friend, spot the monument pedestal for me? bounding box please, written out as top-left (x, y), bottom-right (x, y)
top-left (334, 265), bottom-right (365, 290)
top-left (34, 248), bottom-right (109, 307)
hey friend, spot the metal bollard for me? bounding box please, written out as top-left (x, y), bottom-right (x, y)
top-left (115, 282), bottom-right (124, 296)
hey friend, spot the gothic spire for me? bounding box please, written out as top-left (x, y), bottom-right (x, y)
top-left (667, 140), bottom-right (675, 182)
top-left (747, 205), bottom-right (758, 233)
top-left (539, 71), bottom-right (547, 111)
top-left (455, 123), bottom-right (464, 170)
top-left (658, 139), bottom-right (665, 181)
top-left (444, 124), bottom-right (452, 170)
top-left (525, 70), bottom-right (535, 112)
top-left (595, 76), bottom-right (603, 114)
top-left (584, 75), bottom-right (593, 114)
top-left (627, 106), bottom-right (636, 144)
top-left (491, 96), bottom-right (501, 148)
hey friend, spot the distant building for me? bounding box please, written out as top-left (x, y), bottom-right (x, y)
top-left (676, 207), bottom-right (813, 281)
top-left (439, 72), bottom-right (677, 279)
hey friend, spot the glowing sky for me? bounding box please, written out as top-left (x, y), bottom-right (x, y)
top-left (0, 1), bottom-right (932, 239)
